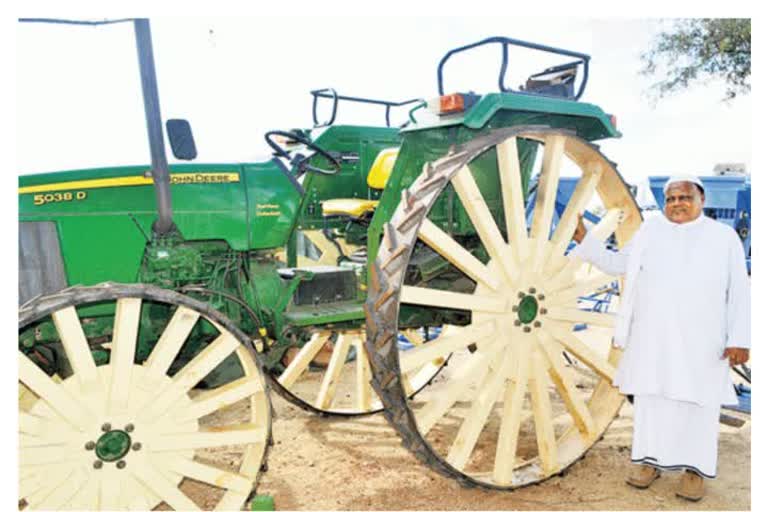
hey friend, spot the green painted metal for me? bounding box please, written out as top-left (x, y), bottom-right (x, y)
top-left (95, 430), bottom-right (132, 462)
top-left (517, 295), bottom-right (539, 324)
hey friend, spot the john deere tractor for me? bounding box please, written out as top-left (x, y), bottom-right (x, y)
top-left (20, 19), bottom-right (642, 510)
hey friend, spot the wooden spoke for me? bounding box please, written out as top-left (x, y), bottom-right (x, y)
top-left (109, 298), bottom-right (142, 411)
top-left (402, 329), bottom-right (425, 346)
top-left (64, 473), bottom-right (99, 511)
top-left (414, 339), bottom-right (505, 434)
top-left (545, 307), bottom-right (616, 329)
top-left (98, 469), bottom-right (124, 511)
top-left (400, 321), bottom-right (496, 373)
top-left (497, 136), bottom-right (529, 261)
top-left (18, 353), bottom-right (90, 429)
top-left (451, 165), bottom-right (518, 283)
top-left (354, 337), bottom-right (374, 412)
top-left (493, 341), bottom-right (530, 485)
top-left (529, 136), bottom-right (566, 269)
top-left (161, 454), bottom-right (253, 494)
top-left (590, 208), bottom-right (623, 241)
top-left (121, 475), bottom-right (155, 511)
top-left (546, 168), bottom-right (602, 268)
top-left (446, 346), bottom-right (512, 471)
top-left (24, 464), bottom-right (78, 510)
top-left (178, 376), bottom-right (263, 422)
top-left (418, 217), bottom-right (501, 290)
top-left (144, 306), bottom-right (200, 383)
top-left (536, 329), bottom-right (597, 439)
top-left (315, 334), bottom-right (353, 410)
top-left (549, 272), bottom-right (618, 305)
top-left (35, 466), bottom-right (89, 511)
top-left (277, 331), bottom-right (329, 390)
top-left (130, 457), bottom-right (201, 511)
top-left (545, 321), bottom-right (616, 381)
top-left (19, 410), bottom-right (56, 437)
top-left (141, 332), bottom-right (241, 422)
top-left (149, 423), bottom-right (266, 452)
top-left (529, 350), bottom-right (559, 475)
top-left (401, 286), bottom-right (507, 314)
top-left (52, 307), bottom-right (99, 389)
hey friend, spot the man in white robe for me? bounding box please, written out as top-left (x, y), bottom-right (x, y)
top-left (569, 176), bottom-right (750, 501)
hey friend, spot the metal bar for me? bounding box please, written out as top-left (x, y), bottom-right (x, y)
top-left (133, 18), bottom-right (174, 235)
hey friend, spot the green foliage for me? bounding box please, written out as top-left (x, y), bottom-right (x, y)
top-left (642, 18), bottom-right (751, 101)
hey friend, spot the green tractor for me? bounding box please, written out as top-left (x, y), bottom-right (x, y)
top-left (19, 19), bottom-right (642, 510)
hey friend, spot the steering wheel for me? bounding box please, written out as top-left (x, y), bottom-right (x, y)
top-left (264, 130), bottom-right (341, 176)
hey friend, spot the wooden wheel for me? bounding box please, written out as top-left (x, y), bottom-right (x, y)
top-left (19, 283), bottom-right (272, 510)
top-left (365, 127), bottom-right (642, 489)
top-left (271, 326), bottom-right (445, 415)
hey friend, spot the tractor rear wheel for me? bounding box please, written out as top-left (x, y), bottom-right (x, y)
top-left (365, 126), bottom-right (642, 489)
top-left (269, 326), bottom-right (446, 416)
top-left (19, 283), bottom-right (271, 511)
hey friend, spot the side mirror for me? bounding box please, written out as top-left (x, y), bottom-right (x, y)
top-left (166, 119), bottom-right (197, 160)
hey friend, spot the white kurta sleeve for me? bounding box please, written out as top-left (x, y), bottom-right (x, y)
top-left (568, 233), bottom-right (634, 276)
top-left (725, 232), bottom-right (750, 349)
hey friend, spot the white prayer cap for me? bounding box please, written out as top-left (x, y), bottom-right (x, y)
top-left (663, 175), bottom-right (705, 194)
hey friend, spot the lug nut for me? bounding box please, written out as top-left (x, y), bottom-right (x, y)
top-left (537, 294), bottom-right (545, 301)
top-left (132, 442), bottom-right (142, 451)
top-left (534, 321), bottom-right (542, 328)
top-left (93, 460), bottom-right (103, 469)
top-left (85, 441), bottom-right (96, 451)
top-left (514, 320), bottom-right (521, 326)
top-left (518, 291), bottom-right (526, 299)
top-left (116, 461), bottom-right (127, 469)
top-left (124, 424), bottom-right (134, 433)
top-left (523, 326), bottom-right (532, 333)
top-left (512, 306), bottom-right (519, 312)
top-left (101, 423), bottom-right (111, 432)
top-left (540, 308), bottom-right (548, 315)
top-left (529, 287), bottom-right (536, 294)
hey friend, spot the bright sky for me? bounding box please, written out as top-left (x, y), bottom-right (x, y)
top-left (16, 17), bottom-right (751, 208)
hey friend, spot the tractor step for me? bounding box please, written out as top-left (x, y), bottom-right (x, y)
top-left (283, 301), bottom-right (365, 326)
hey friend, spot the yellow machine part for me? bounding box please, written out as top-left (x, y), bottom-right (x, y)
top-left (321, 198), bottom-right (379, 218)
top-left (366, 148), bottom-right (399, 189)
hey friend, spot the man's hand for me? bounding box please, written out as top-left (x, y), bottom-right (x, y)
top-left (722, 347), bottom-right (750, 366)
top-left (573, 214), bottom-right (587, 243)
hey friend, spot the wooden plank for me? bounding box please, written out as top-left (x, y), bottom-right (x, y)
top-left (493, 341), bottom-right (530, 485)
top-left (546, 307), bottom-right (616, 329)
top-left (52, 307), bottom-right (99, 389)
top-left (452, 165), bottom-right (518, 283)
top-left (141, 332), bottom-right (240, 422)
top-left (109, 297), bottom-right (142, 411)
top-left (418, 217), bottom-right (501, 290)
top-left (130, 457), bottom-right (201, 511)
top-left (529, 350), bottom-right (559, 475)
top-left (315, 334), bottom-right (353, 410)
top-left (161, 453), bottom-right (253, 493)
top-left (278, 332), bottom-right (328, 389)
top-left (414, 340), bottom-right (505, 434)
top-left (150, 423), bottom-right (266, 452)
top-left (399, 320), bottom-right (497, 372)
top-left (536, 330), bottom-right (597, 439)
top-left (400, 286), bottom-right (507, 314)
top-left (546, 168), bottom-right (601, 269)
top-left (529, 136), bottom-right (566, 270)
top-left (546, 321), bottom-right (616, 381)
top-left (496, 137), bottom-right (529, 262)
top-left (354, 337), bottom-right (374, 412)
top-left (18, 353), bottom-right (90, 429)
top-left (178, 376), bottom-right (263, 421)
top-left (446, 346), bottom-right (512, 470)
top-left (144, 306), bottom-right (200, 382)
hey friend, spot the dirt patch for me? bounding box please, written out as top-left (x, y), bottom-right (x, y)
top-left (257, 395), bottom-right (750, 510)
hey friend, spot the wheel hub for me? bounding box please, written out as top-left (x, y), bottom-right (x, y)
top-left (95, 429), bottom-right (132, 462)
top-left (516, 295), bottom-right (539, 324)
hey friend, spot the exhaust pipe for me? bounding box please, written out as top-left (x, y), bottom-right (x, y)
top-left (134, 18), bottom-right (174, 236)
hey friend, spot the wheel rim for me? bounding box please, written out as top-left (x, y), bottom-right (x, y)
top-left (366, 127), bottom-right (642, 489)
top-left (270, 326), bottom-right (446, 415)
top-left (19, 283), bottom-right (271, 511)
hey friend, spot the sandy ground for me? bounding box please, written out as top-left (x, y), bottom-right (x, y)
top-left (257, 393), bottom-right (751, 511)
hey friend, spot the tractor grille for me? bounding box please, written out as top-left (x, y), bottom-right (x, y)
top-left (19, 221), bottom-right (67, 305)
